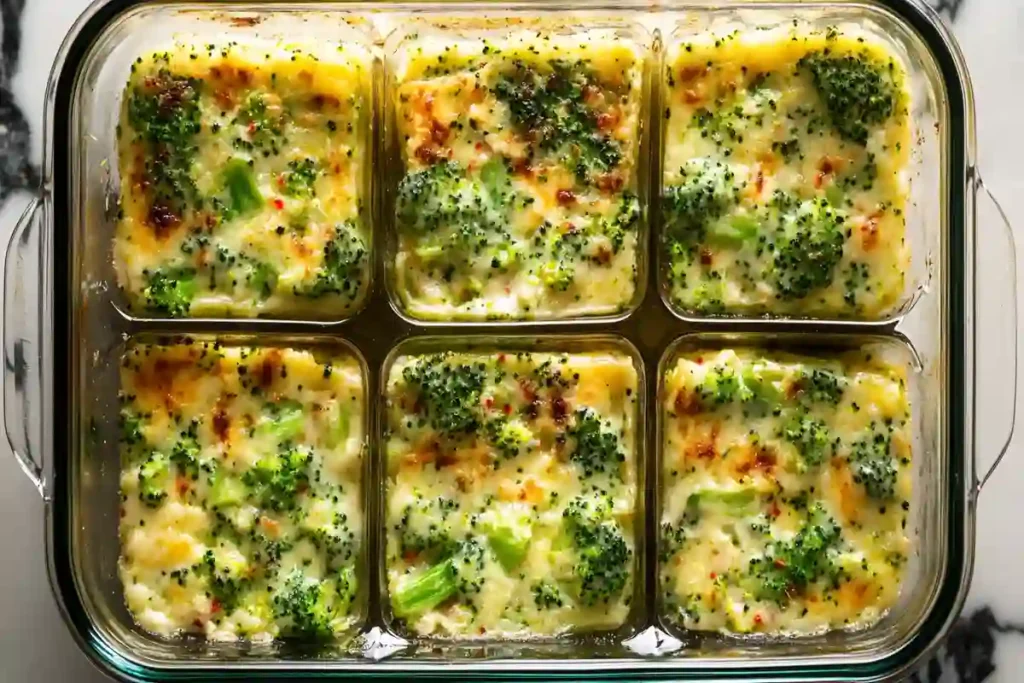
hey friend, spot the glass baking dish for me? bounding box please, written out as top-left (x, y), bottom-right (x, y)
top-left (1, 0), bottom-right (1019, 680)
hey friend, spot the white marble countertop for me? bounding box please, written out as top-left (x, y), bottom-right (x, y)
top-left (1, 0), bottom-right (1022, 680)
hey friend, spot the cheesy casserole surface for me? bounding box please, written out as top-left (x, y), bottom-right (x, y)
top-left (115, 41), bottom-right (371, 319)
top-left (119, 343), bottom-right (364, 641)
top-left (391, 29), bottom-right (644, 320)
top-left (662, 28), bottom-right (911, 318)
top-left (660, 347), bottom-right (912, 634)
top-left (385, 350), bottom-right (639, 637)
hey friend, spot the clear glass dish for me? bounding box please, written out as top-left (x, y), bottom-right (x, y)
top-left (0, 0), bottom-right (1018, 681)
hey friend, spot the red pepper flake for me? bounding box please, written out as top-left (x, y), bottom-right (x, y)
top-left (484, 397), bottom-right (494, 410)
top-left (273, 198), bottom-right (284, 210)
top-left (503, 404), bottom-right (512, 415)
top-left (247, 121), bottom-right (256, 134)
top-left (754, 613), bottom-right (763, 625)
top-left (695, 356), bottom-right (704, 365)
top-left (769, 501), bottom-right (781, 518)
top-left (211, 598), bottom-right (222, 614)
top-left (497, 353), bottom-right (506, 363)
top-left (709, 572), bottom-right (717, 579)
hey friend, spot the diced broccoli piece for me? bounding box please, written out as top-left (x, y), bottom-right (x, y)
top-left (484, 511), bottom-right (533, 571)
top-left (120, 409), bottom-right (144, 447)
top-left (566, 408), bottom-right (626, 478)
top-left (302, 222), bottom-right (367, 299)
top-left (563, 496), bottom-right (631, 606)
top-left (282, 157), bottom-right (319, 198)
top-left (486, 417), bottom-right (533, 459)
top-left (603, 191), bottom-right (641, 254)
top-left (850, 430), bottom-right (898, 499)
top-left (222, 157), bottom-right (264, 218)
top-left (740, 364), bottom-right (786, 406)
top-left (209, 472), bottom-right (247, 509)
top-left (259, 399), bottom-right (305, 444)
top-left (138, 452), bottom-right (170, 506)
top-left (682, 489), bottom-right (758, 525)
top-left (532, 581), bottom-right (564, 609)
top-left (326, 406), bottom-right (350, 449)
top-left (782, 414), bottom-right (833, 469)
top-left (800, 52), bottom-right (898, 145)
top-left (142, 268), bottom-right (197, 317)
top-left (746, 506), bottom-right (842, 604)
top-left (273, 570), bottom-right (345, 639)
top-left (392, 540), bottom-right (485, 618)
top-left (242, 446), bottom-right (312, 512)
top-left (663, 159), bottom-right (737, 242)
top-left (401, 354), bottom-right (487, 436)
top-left (770, 197), bottom-right (847, 300)
top-left (246, 260), bottom-right (278, 299)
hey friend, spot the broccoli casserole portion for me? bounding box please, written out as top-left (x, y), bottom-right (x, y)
top-left (115, 41), bottom-right (371, 319)
top-left (118, 342), bottom-right (364, 641)
top-left (661, 27), bottom-right (911, 318)
top-left (385, 350), bottom-right (639, 637)
top-left (391, 29), bottom-right (644, 320)
top-left (660, 347), bottom-right (912, 634)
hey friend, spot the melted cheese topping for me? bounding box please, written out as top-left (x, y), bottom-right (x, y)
top-left (385, 351), bottom-right (638, 637)
top-left (660, 348), bottom-right (911, 635)
top-left (115, 41), bottom-right (371, 319)
top-left (119, 343), bottom-right (364, 641)
top-left (662, 29), bottom-right (911, 318)
top-left (392, 30), bottom-right (643, 320)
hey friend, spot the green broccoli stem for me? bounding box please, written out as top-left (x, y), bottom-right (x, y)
top-left (392, 559), bottom-right (458, 618)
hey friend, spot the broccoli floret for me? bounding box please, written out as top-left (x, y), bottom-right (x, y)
top-left (396, 161), bottom-right (506, 236)
top-left (796, 368), bottom-right (845, 405)
top-left (770, 197), bottom-right (847, 300)
top-left (273, 570), bottom-right (349, 639)
top-left (850, 429), bottom-right (898, 499)
top-left (242, 446), bottom-right (312, 512)
top-left (659, 522), bottom-right (688, 563)
top-left (126, 72), bottom-right (202, 220)
top-left (120, 409), bottom-right (144, 447)
top-left (800, 52), bottom-right (898, 145)
top-left (169, 432), bottom-right (200, 477)
top-left (566, 408), bottom-right (625, 478)
top-left (739, 364), bottom-right (786, 408)
top-left (221, 157), bottom-right (264, 218)
top-left (663, 159), bottom-right (737, 241)
top-left (302, 511), bottom-right (358, 566)
top-left (208, 472), bottom-right (247, 509)
top-left (138, 452), bottom-right (170, 506)
top-left (392, 540), bottom-right (485, 618)
top-left (532, 581), bottom-right (564, 609)
top-left (747, 506), bottom-right (842, 604)
top-left (493, 63), bottom-right (621, 182)
top-left (201, 549), bottom-right (248, 612)
top-left (697, 364), bottom-right (742, 406)
top-left (396, 496), bottom-right (459, 559)
top-left (603, 191), bottom-right (641, 254)
top-left (142, 268), bottom-right (197, 317)
top-left (402, 355), bottom-right (487, 436)
top-left (258, 399), bottom-right (305, 444)
top-left (282, 157), bottom-right (319, 198)
top-left (245, 259), bottom-right (278, 299)
top-left (302, 223), bottom-right (367, 299)
top-left (563, 496), bottom-right (631, 606)
top-left (782, 414), bottom-right (834, 469)
top-left (486, 417), bottom-right (534, 459)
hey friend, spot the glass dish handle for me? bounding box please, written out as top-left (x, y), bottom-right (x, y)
top-left (3, 196), bottom-right (47, 500)
top-left (974, 173), bottom-right (1019, 495)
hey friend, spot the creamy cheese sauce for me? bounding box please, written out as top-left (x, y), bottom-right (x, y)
top-left (662, 29), bottom-right (911, 318)
top-left (392, 30), bottom-right (643, 321)
top-left (118, 343), bottom-right (364, 641)
top-left (115, 41), bottom-right (371, 319)
top-left (385, 351), bottom-right (638, 637)
top-left (660, 348), bottom-right (911, 634)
